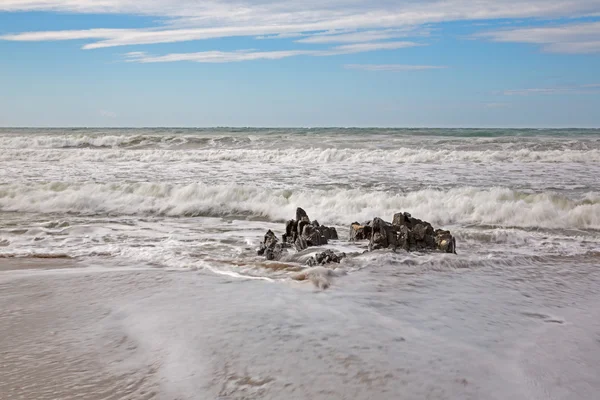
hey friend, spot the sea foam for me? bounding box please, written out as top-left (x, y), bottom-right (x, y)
top-left (1, 182), bottom-right (598, 230)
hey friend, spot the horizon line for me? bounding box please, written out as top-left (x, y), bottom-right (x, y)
top-left (1, 126), bottom-right (600, 130)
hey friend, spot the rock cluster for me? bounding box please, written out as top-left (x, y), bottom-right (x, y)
top-left (350, 212), bottom-right (456, 253)
top-left (282, 208), bottom-right (338, 251)
top-left (306, 250), bottom-right (346, 266)
top-left (257, 208), bottom-right (339, 261)
top-left (257, 229), bottom-right (285, 261)
top-left (258, 208), bottom-right (456, 264)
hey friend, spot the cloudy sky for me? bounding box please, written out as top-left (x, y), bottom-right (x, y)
top-left (1, 0), bottom-right (600, 127)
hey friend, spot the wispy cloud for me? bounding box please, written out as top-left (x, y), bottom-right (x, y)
top-left (256, 32), bottom-right (307, 40)
top-left (1, 1), bottom-right (600, 50)
top-left (322, 41), bottom-right (420, 54)
top-left (124, 50), bottom-right (312, 63)
top-left (125, 41), bottom-right (421, 63)
top-left (344, 64), bottom-right (447, 71)
top-left (478, 21), bottom-right (600, 53)
top-left (501, 83), bottom-right (600, 95)
top-left (296, 28), bottom-right (428, 44)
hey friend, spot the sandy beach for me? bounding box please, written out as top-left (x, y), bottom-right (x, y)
top-left (2, 260), bottom-right (600, 400)
top-left (2, 129), bottom-right (600, 399)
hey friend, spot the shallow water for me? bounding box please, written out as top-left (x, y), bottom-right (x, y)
top-left (1, 128), bottom-right (600, 399)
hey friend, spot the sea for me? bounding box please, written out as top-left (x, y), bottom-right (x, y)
top-left (1, 128), bottom-right (599, 399)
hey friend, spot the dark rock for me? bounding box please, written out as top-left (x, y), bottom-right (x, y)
top-left (301, 224), bottom-right (314, 237)
top-left (266, 244), bottom-right (284, 261)
top-left (392, 212), bottom-right (433, 234)
top-left (302, 224), bottom-right (328, 246)
top-left (392, 212), bottom-right (411, 228)
top-left (283, 219), bottom-right (297, 243)
top-left (297, 219), bottom-right (310, 238)
top-left (412, 223), bottom-right (428, 241)
top-left (258, 230), bottom-right (284, 260)
top-left (306, 250), bottom-right (346, 266)
top-left (435, 230), bottom-right (457, 254)
top-left (396, 225), bottom-right (410, 251)
top-left (349, 222), bottom-right (372, 241)
top-left (368, 217), bottom-right (398, 251)
top-left (310, 231), bottom-right (328, 246)
top-left (295, 236), bottom-right (308, 251)
top-left (277, 208), bottom-right (337, 252)
top-left (296, 207), bottom-right (310, 223)
top-left (316, 226), bottom-right (338, 240)
top-left (390, 212), bottom-right (456, 253)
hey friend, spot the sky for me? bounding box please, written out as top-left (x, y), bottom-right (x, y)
top-left (1, 1), bottom-right (600, 128)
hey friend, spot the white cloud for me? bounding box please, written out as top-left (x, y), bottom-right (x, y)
top-left (124, 42), bottom-right (421, 63)
top-left (323, 41), bottom-right (420, 54)
top-left (124, 50), bottom-right (312, 63)
top-left (479, 21), bottom-right (600, 53)
top-left (501, 83), bottom-right (600, 95)
top-left (296, 29), bottom-right (427, 44)
top-left (256, 32), bottom-right (307, 40)
top-left (344, 64), bottom-right (447, 71)
top-left (1, 1), bottom-right (599, 49)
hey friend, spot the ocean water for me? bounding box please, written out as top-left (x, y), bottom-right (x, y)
top-left (1, 128), bottom-right (600, 399)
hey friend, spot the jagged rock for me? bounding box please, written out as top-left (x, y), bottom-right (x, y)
top-left (302, 224), bottom-right (328, 246)
top-left (295, 236), bottom-right (308, 251)
top-left (257, 230), bottom-right (284, 260)
top-left (349, 222), bottom-right (372, 241)
top-left (391, 212), bottom-right (455, 253)
top-left (259, 207), bottom-right (455, 264)
top-left (316, 225), bottom-right (338, 240)
top-left (392, 212), bottom-right (411, 228)
top-left (296, 207), bottom-right (310, 222)
top-left (396, 224), bottom-right (410, 251)
top-left (368, 217), bottom-right (398, 251)
top-left (435, 230), bottom-right (456, 254)
top-left (280, 207), bottom-right (337, 250)
top-left (283, 219), bottom-right (297, 243)
top-left (412, 224), bottom-right (428, 241)
top-left (297, 218), bottom-right (310, 237)
top-left (306, 250), bottom-right (346, 266)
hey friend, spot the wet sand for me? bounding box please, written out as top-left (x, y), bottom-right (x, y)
top-left (0, 257), bottom-right (80, 271)
top-left (2, 264), bottom-right (600, 400)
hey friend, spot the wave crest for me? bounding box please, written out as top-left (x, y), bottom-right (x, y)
top-left (1, 182), bottom-right (598, 230)
top-left (2, 147), bottom-right (600, 163)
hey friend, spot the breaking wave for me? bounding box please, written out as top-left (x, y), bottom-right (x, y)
top-left (0, 134), bottom-right (211, 149)
top-left (1, 182), bottom-right (598, 230)
top-left (3, 147), bottom-right (600, 163)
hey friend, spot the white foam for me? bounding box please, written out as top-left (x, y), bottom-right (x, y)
top-left (1, 182), bottom-right (598, 230)
top-left (2, 147), bottom-right (600, 163)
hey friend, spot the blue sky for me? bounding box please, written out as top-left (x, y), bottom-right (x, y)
top-left (1, 1), bottom-right (600, 127)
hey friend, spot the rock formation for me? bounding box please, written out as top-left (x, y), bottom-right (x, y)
top-left (258, 208), bottom-right (456, 264)
top-left (306, 250), bottom-right (346, 266)
top-left (257, 230), bottom-right (284, 261)
top-left (282, 207), bottom-right (338, 251)
top-left (349, 221), bottom-right (372, 241)
top-left (361, 212), bottom-right (456, 253)
top-left (259, 208), bottom-right (339, 260)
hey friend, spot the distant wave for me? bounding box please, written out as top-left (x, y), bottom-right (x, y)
top-left (2, 129), bottom-right (600, 150)
top-left (2, 127), bottom-right (600, 140)
top-left (0, 134), bottom-right (218, 149)
top-left (1, 182), bottom-right (598, 230)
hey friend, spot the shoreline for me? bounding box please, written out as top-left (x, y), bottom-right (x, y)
top-left (1, 265), bottom-right (600, 399)
top-left (0, 257), bottom-right (81, 271)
